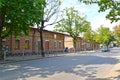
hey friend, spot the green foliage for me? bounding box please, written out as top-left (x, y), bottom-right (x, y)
top-left (0, 0), bottom-right (45, 38)
top-left (83, 28), bottom-right (95, 42)
top-left (113, 25), bottom-right (120, 42)
top-left (54, 7), bottom-right (90, 49)
top-left (98, 0), bottom-right (120, 22)
top-left (106, 34), bottom-right (116, 45)
top-left (78, 0), bottom-right (120, 22)
top-left (95, 25), bottom-right (111, 45)
top-left (54, 7), bottom-right (90, 36)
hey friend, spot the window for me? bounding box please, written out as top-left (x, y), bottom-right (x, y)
top-left (45, 41), bottom-right (49, 50)
top-left (65, 36), bottom-right (68, 41)
top-left (79, 42), bottom-right (81, 48)
top-left (54, 41), bottom-right (57, 49)
top-left (15, 39), bottom-right (20, 49)
top-left (77, 43), bottom-right (79, 48)
top-left (59, 41), bottom-right (62, 49)
top-left (25, 40), bottom-right (30, 49)
top-left (54, 34), bottom-right (57, 39)
top-left (45, 33), bottom-right (50, 39)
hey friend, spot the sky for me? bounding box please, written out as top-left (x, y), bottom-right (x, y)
top-left (45, 0), bottom-right (120, 31)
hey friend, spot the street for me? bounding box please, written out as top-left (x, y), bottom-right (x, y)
top-left (0, 47), bottom-right (120, 80)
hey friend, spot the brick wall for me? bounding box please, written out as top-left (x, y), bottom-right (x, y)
top-left (2, 28), bottom-right (65, 53)
top-left (2, 28), bottom-right (99, 54)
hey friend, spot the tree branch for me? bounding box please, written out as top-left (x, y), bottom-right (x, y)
top-left (45, 8), bottom-right (60, 22)
top-left (44, 19), bottom-right (62, 27)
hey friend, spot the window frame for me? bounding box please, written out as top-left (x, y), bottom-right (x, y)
top-left (15, 39), bottom-right (20, 49)
top-left (25, 39), bottom-right (30, 49)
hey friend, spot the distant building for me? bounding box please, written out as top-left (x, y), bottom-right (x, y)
top-left (2, 28), bottom-right (100, 54)
top-left (64, 35), bottom-right (99, 52)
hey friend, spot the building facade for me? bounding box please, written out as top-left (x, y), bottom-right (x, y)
top-left (2, 28), bottom-right (65, 53)
top-left (2, 28), bottom-right (100, 54)
top-left (64, 35), bottom-right (100, 52)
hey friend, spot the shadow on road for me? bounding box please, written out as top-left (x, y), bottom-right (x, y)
top-left (0, 55), bottom-right (119, 80)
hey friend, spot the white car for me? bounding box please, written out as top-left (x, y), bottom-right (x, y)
top-left (101, 46), bottom-right (110, 52)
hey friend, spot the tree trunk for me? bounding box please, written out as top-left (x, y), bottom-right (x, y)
top-left (10, 33), bottom-right (12, 53)
top-left (0, 18), bottom-right (3, 59)
top-left (0, 7), bottom-right (6, 59)
top-left (40, 20), bottom-right (45, 57)
top-left (73, 38), bottom-right (77, 53)
top-left (40, 29), bottom-right (45, 57)
top-left (0, 37), bottom-right (3, 60)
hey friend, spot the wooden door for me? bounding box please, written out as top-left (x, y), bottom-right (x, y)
top-left (45, 41), bottom-right (49, 51)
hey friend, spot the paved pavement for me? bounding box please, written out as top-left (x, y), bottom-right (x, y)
top-left (0, 51), bottom-right (96, 64)
top-left (0, 47), bottom-right (120, 80)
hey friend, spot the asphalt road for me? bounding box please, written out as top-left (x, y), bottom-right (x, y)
top-left (0, 47), bottom-right (120, 80)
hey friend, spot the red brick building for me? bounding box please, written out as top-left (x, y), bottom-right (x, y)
top-left (2, 28), bottom-right (65, 53)
top-left (2, 28), bottom-right (99, 54)
top-left (64, 35), bottom-right (100, 52)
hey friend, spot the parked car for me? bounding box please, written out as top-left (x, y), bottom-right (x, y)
top-left (101, 45), bottom-right (110, 52)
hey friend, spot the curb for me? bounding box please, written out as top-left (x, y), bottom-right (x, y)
top-left (0, 50), bottom-right (99, 64)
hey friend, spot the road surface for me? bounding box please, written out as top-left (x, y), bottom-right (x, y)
top-left (0, 47), bottom-right (120, 80)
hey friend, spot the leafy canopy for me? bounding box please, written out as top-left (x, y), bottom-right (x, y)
top-left (95, 25), bottom-right (111, 45)
top-left (83, 28), bottom-right (96, 42)
top-left (54, 7), bottom-right (90, 38)
top-left (0, 0), bottom-right (45, 38)
top-left (54, 7), bottom-right (90, 49)
top-left (78, 0), bottom-right (120, 22)
top-left (113, 25), bottom-right (120, 42)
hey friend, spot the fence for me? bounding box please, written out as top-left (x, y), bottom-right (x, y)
top-left (1, 47), bottom-right (99, 63)
top-left (2, 49), bottom-right (66, 62)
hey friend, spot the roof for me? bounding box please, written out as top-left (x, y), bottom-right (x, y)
top-left (31, 27), bottom-right (82, 39)
top-left (31, 27), bottom-right (65, 35)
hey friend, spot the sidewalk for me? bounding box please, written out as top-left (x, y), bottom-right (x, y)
top-left (100, 53), bottom-right (120, 80)
top-left (0, 54), bottom-right (70, 64)
top-left (105, 63), bottom-right (120, 80)
top-left (0, 50), bottom-right (98, 64)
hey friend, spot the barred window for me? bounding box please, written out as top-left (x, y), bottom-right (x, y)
top-left (25, 40), bottom-right (30, 49)
top-left (15, 40), bottom-right (20, 49)
top-left (59, 41), bottom-right (62, 49)
top-left (54, 41), bottom-right (57, 49)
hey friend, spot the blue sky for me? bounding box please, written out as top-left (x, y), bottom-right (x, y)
top-left (45, 0), bottom-right (119, 31)
top-left (61, 0), bottom-right (120, 30)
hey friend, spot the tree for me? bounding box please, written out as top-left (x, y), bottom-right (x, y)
top-left (113, 25), bottom-right (120, 43)
top-left (83, 28), bottom-right (96, 50)
top-left (36, 0), bottom-right (61, 57)
top-left (94, 25), bottom-right (111, 46)
top-left (107, 34), bottom-right (116, 46)
top-left (83, 28), bottom-right (94, 42)
top-left (78, 0), bottom-right (120, 22)
top-left (54, 7), bottom-right (90, 52)
top-left (0, 0), bottom-right (45, 59)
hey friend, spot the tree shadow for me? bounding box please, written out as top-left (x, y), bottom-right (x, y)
top-left (0, 55), bottom-right (119, 80)
top-left (107, 70), bottom-right (120, 80)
